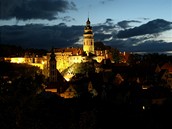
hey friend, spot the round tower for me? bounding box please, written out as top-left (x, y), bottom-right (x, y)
top-left (83, 18), bottom-right (94, 56)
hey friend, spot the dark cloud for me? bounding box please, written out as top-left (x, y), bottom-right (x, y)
top-left (117, 19), bottom-right (172, 38)
top-left (93, 18), bottom-right (117, 33)
top-left (104, 35), bottom-right (171, 52)
top-left (93, 19), bottom-right (117, 41)
top-left (94, 33), bottom-right (112, 41)
top-left (127, 40), bottom-right (172, 53)
top-left (0, 18), bottom-right (172, 53)
top-left (0, 24), bottom-right (83, 50)
top-left (104, 18), bottom-right (114, 26)
top-left (117, 20), bottom-right (141, 29)
top-left (92, 19), bottom-right (172, 53)
top-left (0, 0), bottom-right (77, 20)
top-left (61, 16), bottom-right (75, 22)
top-left (58, 23), bottom-right (67, 27)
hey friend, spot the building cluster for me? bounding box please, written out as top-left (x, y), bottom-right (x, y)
top-left (4, 18), bottom-right (127, 79)
top-left (3, 18), bottom-right (172, 101)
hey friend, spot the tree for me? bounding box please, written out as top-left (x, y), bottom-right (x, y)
top-left (109, 47), bottom-right (121, 63)
top-left (0, 62), bottom-right (46, 128)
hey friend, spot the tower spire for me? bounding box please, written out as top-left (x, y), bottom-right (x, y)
top-left (88, 11), bottom-right (89, 20)
top-left (86, 11), bottom-right (90, 26)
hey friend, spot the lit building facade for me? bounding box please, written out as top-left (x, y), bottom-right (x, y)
top-left (46, 18), bottom-right (108, 75)
top-left (4, 18), bottom-right (118, 79)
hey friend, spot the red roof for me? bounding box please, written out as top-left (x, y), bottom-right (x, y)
top-left (161, 63), bottom-right (172, 72)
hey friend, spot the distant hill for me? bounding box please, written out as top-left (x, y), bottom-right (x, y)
top-left (0, 44), bottom-right (24, 57)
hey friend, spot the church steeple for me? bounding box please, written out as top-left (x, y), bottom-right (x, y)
top-left (83, 18), bottom-right (94, 56)
top-left (49, 47), bottom-right (57, 82)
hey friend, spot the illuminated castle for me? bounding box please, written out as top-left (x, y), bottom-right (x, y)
top-left (46, 18), bottom-right (108, 74)
top-left (4, 18), bottom-right (113, 80)
top-left (44, 18), bottom-right (109, 93)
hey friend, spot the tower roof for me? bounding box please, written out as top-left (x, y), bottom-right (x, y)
top-left (84, 18), bottom-right (92, 31)
top-left (86, 18), bottom-right (90, 26)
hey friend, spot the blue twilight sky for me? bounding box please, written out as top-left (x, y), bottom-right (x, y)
top-left (0, 0), bottom-right (172, 53)
top-left (66, 0), bottom-right (172, 26)
top-left (0, 0), bottom-right (172, 26)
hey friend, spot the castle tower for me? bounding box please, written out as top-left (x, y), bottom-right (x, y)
top-left (83, 18), bottom-right (94, 56)
top-left (49, 48), bottom-right (57, 82)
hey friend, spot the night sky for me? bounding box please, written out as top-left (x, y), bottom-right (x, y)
top-left (0, 0), bottom-right (172, 53)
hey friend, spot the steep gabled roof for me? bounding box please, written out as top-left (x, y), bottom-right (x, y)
top-left (155, 64), bottom-right (161, 73)
top-left (46, 69), bottom-right (69, 93)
